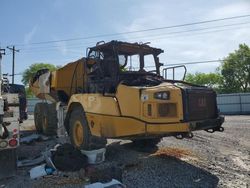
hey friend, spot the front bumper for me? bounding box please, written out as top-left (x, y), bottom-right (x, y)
top-left (87, 113), bottom-right (225, 138)
top-left (188, 116), bottom-right (224, 131)
top-left (146, 116), bottom-right (224, 135)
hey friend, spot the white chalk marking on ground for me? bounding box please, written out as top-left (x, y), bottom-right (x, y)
top-left (231, 156), bottom-right (249, 171)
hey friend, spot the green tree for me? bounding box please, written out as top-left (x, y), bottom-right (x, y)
top-left (220, 44), bottom-right (250, 93)
top-left (22, 63), bottom-right (58, 86)
top-left (185, 72), bottom-right (222, 92)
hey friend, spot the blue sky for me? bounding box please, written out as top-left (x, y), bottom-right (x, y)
top-left (0, 0), bottom-right (250, 84)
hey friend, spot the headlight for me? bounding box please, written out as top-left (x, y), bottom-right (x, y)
top-left (154, 91), bottom-right (170, 100)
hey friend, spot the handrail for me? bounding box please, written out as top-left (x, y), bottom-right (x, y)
top-left (162, 65), bottom-right (187, 80)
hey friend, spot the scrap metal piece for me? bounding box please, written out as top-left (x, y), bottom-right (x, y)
top-left (17, 155), bottom-right (45, 167)
top-left (20, 133), bottom-right (50, 144)
top-left (42, 150), bottom-right (57, 170)
top-left (20, 134), bottom-right (40, 144)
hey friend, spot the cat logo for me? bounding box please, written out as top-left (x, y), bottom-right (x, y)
top-left (198, 97), bottom-right (206, 107)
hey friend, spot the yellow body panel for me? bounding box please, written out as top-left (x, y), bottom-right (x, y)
top-left (30, 59), bottom-right (86, 101)
top-left (146, 123), bottom-right (190, 134)
top-left (86, 113), bottom-right (145, 137)
top-left (50, 71), bottom-right (57, 88)
top-left (85, 113), bottom-right (189, 138)
top-left (68, 94), bottom-right (120, 116)
top-left (51, 59), bottom-right (85, 97)
top-left (116, 84), bottom-right (141, 117)
top-left (140, 83), bottom-right (184, 123)
top-left (116, 83), bottom-right (184, 123)
top-left (67, 83), bottom-right (188, 138)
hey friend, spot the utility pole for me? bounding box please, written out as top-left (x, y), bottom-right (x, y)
top-left (7, 46), bottom-right (19, 84)
top-left (0, 48), bottom-right (5, 75)
top-left (0, 48), bottom-right (6, 94)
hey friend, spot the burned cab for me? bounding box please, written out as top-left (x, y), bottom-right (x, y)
top-left (85, 41), bottom-right (164, 93)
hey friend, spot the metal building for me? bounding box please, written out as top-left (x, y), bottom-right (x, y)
top-left (217, 93), bottom-right (250, 115)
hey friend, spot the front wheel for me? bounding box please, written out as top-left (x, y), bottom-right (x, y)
top-left (69, 107), bottom-right (107, 150)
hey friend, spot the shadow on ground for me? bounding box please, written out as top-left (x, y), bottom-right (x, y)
top-left (105, 142), bottom-right (219, 188)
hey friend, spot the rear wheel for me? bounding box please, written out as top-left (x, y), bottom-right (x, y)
top-left (34, 103), bottom-right (57, 135)
top-left (34, 103), bottom-right (46, 133)
top-left (43, 103), bottom-right (58, 135)
top-left (69, 107), bottom-right (107, 150)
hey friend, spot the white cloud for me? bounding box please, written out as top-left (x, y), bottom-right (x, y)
top-left (56, 41), bottom-right (68, 56)
top-left (206, 1), bottom-right (250, 19)
top-left (180, 50), bottom-right (205, 59)
top-left (117, 0), bottom-right (250, 77)
top-left (52, 0), bottom-right (66, 9)
top-left (24, 25), bottom-right (38, 44)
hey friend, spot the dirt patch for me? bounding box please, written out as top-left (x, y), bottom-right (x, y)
top-left (150, 147), bottom-right (194, 159)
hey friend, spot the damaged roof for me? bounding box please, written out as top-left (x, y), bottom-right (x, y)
top-left (90, 40), bottom-right (164, 56)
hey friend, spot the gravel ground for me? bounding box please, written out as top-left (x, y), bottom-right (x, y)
top-left (0, 115), bottom-right (249, 188)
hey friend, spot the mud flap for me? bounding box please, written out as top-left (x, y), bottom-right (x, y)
top-left (0, 149), bottom-right (17, 179)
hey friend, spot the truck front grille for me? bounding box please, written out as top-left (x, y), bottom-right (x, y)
top-left (184, 89), bottom-right (217, 121)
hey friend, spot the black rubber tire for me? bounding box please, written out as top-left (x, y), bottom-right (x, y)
top-left (132, 138), bottom-right (162, 147)
top-left (34, 103), bottom-right (46, 133)
top-left (69, 107), bottom-right (107, 150)
top-left (34, 102), bottom-right (57, 136)
top-left (69, 107), bottom-right (91, 150)
top-left (44, 103), bottom-right (58, 135)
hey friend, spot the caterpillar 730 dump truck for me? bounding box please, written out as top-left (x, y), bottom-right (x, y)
top-left (30, 41), bottom-right (224, 149)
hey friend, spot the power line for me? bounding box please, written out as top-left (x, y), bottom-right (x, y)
top-left (20, 21), bottom-right (250, 51)
top-left (19, 21), bottom-right (250, 53)
top-left (164, 59), bottom-right (223, 67)
top-left (14, 14), bottom-right (250, 47)
top-left (126, 22), bottom-right (250, 43)
top-left (143, 59), bottom-right (223, 69)
top-left (139, 26), bottom-right (247, 44)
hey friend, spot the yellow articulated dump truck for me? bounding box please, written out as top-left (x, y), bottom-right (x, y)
top-left (30, 41), bottom-right (224, 149)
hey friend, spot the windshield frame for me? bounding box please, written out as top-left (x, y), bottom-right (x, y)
top-left (88, 41), bottom-right (164, 75)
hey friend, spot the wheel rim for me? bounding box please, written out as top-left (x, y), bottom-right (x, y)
top-left (73, 120), bottom-right (84, 147)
